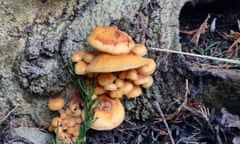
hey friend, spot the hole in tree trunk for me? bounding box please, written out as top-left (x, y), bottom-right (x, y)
top-left (179, 0), bottom-right (240, 65)
top-left (178, 0), bottom-right (240, 114)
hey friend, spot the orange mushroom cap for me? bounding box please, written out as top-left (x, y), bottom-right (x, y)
top-left (87, 26), bottom-right (135, 54)
top-left (137, 58), bottom-right (157, 75)
top-left (91, 95), bottom-right (125, 130)
top-left (86, 53), bottom-right (149, 73)
top-left (75, 61), bottom-right (88, 75)
top-left (71, 50), bottom-right (85, 62)
top-left (131, 44), bottom-right (147, 56)
top-left (48, 98), bottom-right (65, 111)
top-left (69, 97), bottom-right (84, 112)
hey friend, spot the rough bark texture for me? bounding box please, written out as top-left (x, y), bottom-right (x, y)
top-left (0, 0), bottom-right (239, 133)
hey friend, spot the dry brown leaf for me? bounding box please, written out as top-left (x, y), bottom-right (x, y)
top-left (224, 31), bottom-right (240, 57)
top-left (191, 14), bottom-right (210, 46)
top-left (180, 14), bottom-right (210, 46)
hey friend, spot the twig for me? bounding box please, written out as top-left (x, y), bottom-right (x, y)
top-left (181, 14), bottom-right (210, 46)
top-left (178, 79), bottom-right (189, 112)
top-left (0, 105), bottom-right (19, 125)
top-left (227, 37), bottom-right (240, 57)
top-left (191, 14), bottom-right (210, 46)
top-left (154, 79), bottom-right (189, 123)
top-left (148, 47), bottom-right (240, 64)
top-left (153, 102), bottom-right (175, 144)
top-left (166, 79), bottom-right (189, 120)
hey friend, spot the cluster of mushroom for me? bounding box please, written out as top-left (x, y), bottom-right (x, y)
top-left (71, 26), bottom-right (156, 130)
top-left (72, 26), bottom-right (156, 99)
top-left (48, 97), bottom-right (83, 143)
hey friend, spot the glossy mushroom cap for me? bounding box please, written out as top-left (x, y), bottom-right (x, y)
top-left (91, 95), bottom-right (125, 130)
top-left (69, 97), bottom-right (84, 113)
top-left (86, 53), bottom-right (149, 73)
top-left (87, 26), bottom-right (135, 54)
top-left (131, 44), bottom-right (147, 56)
top-left (48, 98), bottom-right (65, 111)
top-left (137, 58), bottom-right (157, 75)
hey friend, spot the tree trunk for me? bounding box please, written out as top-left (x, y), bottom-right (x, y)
top-left (0, 0), bottom-right (239, 130)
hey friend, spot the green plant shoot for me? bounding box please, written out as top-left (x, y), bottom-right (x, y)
top-left (68, 60), bottom-right (97, 144)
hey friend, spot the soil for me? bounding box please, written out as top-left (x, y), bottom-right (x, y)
top-left (85, 1), bottom-right (240, 144)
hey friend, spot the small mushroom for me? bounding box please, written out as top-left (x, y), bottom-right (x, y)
top-left (109, 89), bottom-right (123, 99)
top-left (59, 111), bottom-right (68, 119)
top-left (137, 58), bottom-right (156, 75)
top-left (66, 126), bottom-right (75, 136)
top-left (98, 73), bottom-right (116, 86)
top-left (69, 97), bottom-right (83, 113)
top-left (131, 44), bottom-right (147, 56)
top-left (94, 85), bottom-right (106, 95)
top-left (87, 26), bottom-right (135, 54)
top-left (142, 76), bottom-right (154, 88)
top-left (72, 126), bottom-right (80, 137)
top-left (48, 125), bottom-right (55, 132)
top-left (48, 98), bottom-right (65, 111)
top-left (104, 83), bottom-right (118, 91)
top-left (71, 50), bottom-right (85, 62)
top-left (115, 78), bottom-right (125, 88)
top-left (63, 118), bottom-right (76, 127)
top-left (51, 117), bottom-right (62, 127)
top-left (91, 95), bottom-right (125, 130)
top-left (118, 71), bottom-right (127, 79)
top-left (134, 75), bottom-right (153, 86)
top-left (126, 69), bottom-right (138, 80)
top-left (109, 81), bottom-right (133, 99)
top-left (75, 61), bottom-right (88, 75)
top-left (82, 52), bottom-right (96, 63)
top-left (120, 81), bottom-right (134, 95)
top-left (126, 85), bottom-right (142, 98)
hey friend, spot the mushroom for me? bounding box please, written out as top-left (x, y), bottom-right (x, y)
top-left (66, 26), bottom-right (158, 134)
top-left (120, 81), bottom-right (134, 95)
top-left (97, 73), bottom-right (116, 86)
top-left (137, 58), bottom-right (156, 75)
top-left (75, 61), bottom-right (88, 75)
top-left (118, 71), bottom-right (127, 79)
top-left (48, 97), bottom-right (85, 143)
top-left (91, 95), bottom-right (125, 130)
top-left (69, 97), bottom-right (84, 117)
top-left (109, 81), bottom-right (133, 99)
top-left (134, 75), bottom-right (153, 86)
top-left (87, 26), bottom-right (135, 54)
top-left (109, 89), bottom-right (123, 99)
top-left (48, 98), bottom-right (65, 111)
top-left (51, 117), bottom-right (62, 127)
top-left (86, 53), bottom-right (149, 73)
top-left (104, 83), bottom-right (118, 91)
top-left (115, 78), bottom-right (125, 88)
top-left (71, 50), bottom-right (85, 62)
top-left (82, 52), bottom-right (96, 63)
top-left (69, 98), bottom-right (83, 113)
top-left (126, 69), bottom-right (138, 80)
top-left (126, 85), bottom-right (142, 98)
top-left (131, 44), bottom-right (147, 56)
top-left (62, 118), bottom-right (76, 128)
top-left (94, 85), bottom-right (106, 95)
top-left (142, 76), bottom-right (154, 88)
